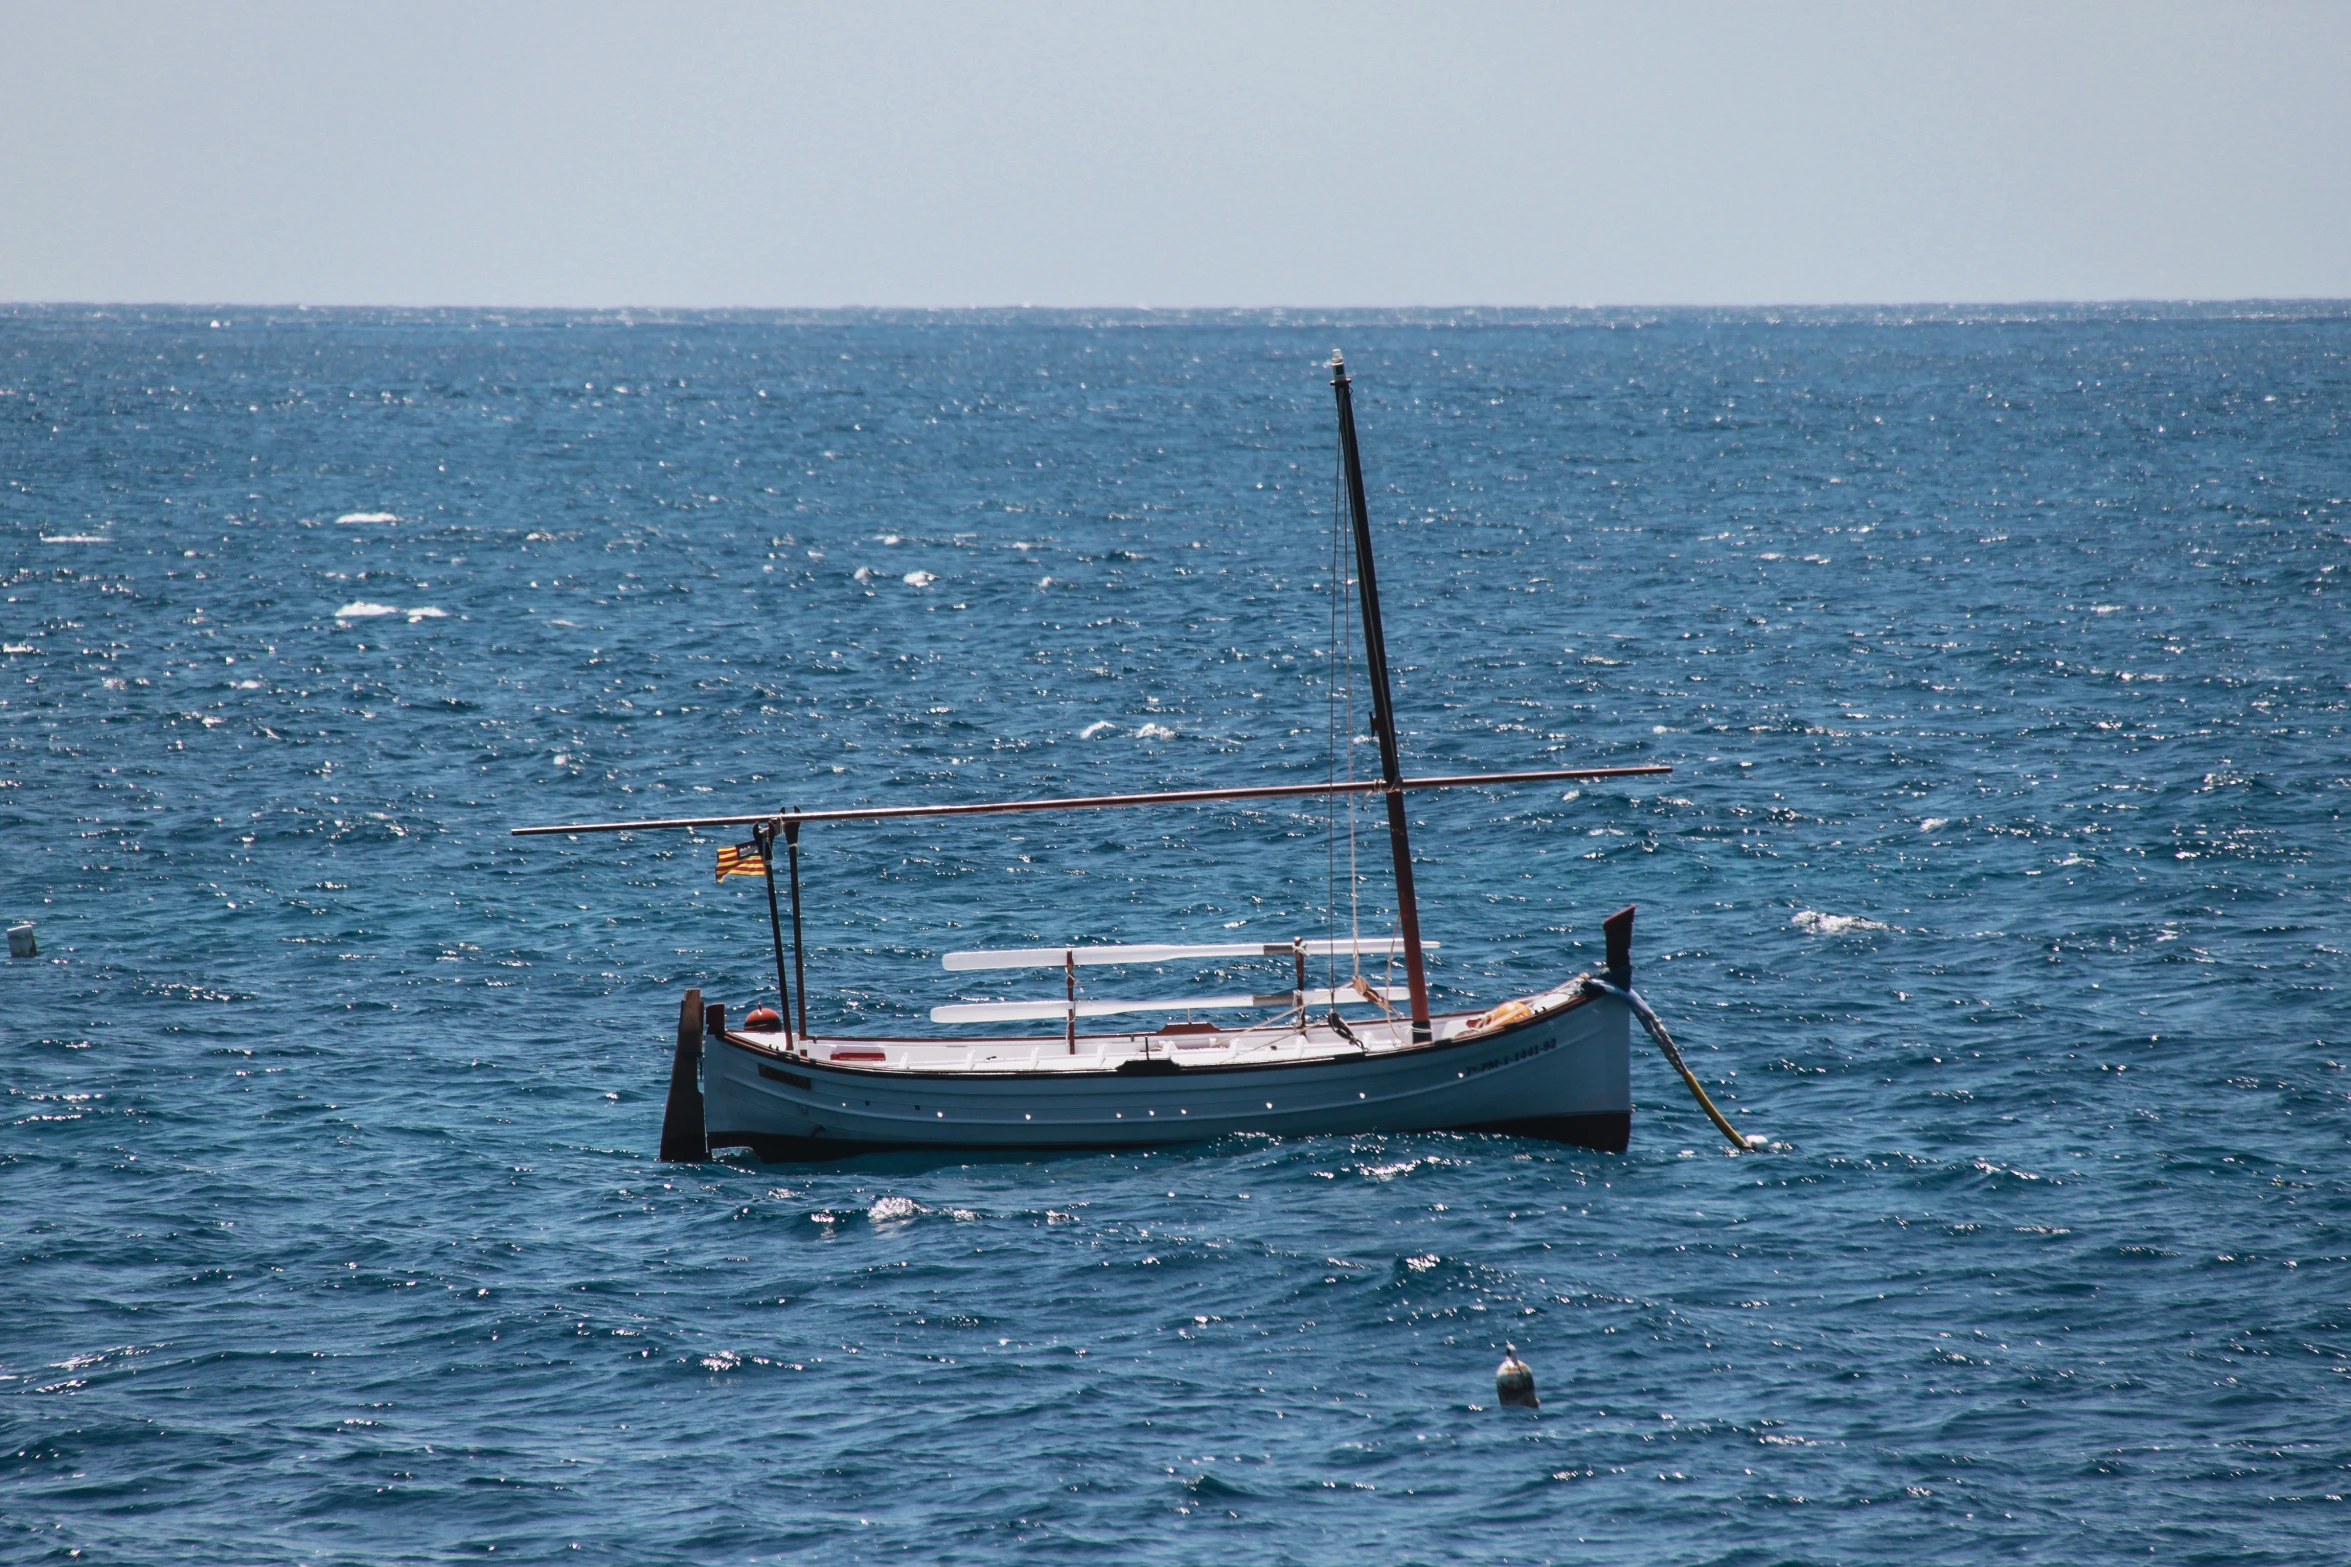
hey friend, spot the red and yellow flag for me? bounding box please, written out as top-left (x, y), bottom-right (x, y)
top-left (714, 841), bottom-right (767, 881)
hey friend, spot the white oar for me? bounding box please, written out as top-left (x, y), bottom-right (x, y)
top-left (931, 985), bottom-right (1407, 1024)
top-left (941, 938), bottom-right (1436, 972)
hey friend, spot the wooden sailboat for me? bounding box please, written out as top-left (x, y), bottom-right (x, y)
top-left (517, 353), bottom-right (1680, 1161)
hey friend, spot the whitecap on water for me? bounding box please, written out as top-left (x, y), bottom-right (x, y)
top-left (40, 534), bottom-right (112, 544)
top-left (1078, 720), bottom-right (1116, 739)
top-left (902, 570), bottom-right (937, 587)
top-left (1791, 909), bottom-right (1897, 935)
top-left (334, 602), bottom-right (401, 619)
top-left (1919, 817), bottom-right (1951, 832)
top-left (1134, 722), bottom-right (1176, 740)
top-left (867, 1195), bottom-right (924, 1223)
top-left (335, 512), bottom-right (397, 525)
top-left (405, 607), bottom-right (447, 622)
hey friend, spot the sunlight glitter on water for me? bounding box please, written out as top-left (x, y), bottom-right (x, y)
top-left (2, 304), bottom-right (2346, 1566)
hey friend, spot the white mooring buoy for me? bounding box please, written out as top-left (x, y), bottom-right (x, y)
top-left (7, 923), bottom-right (34, 959)
top-left (1495, 1344), bottom-right (1538, 1408)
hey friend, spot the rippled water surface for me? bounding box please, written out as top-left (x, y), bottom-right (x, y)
top-left (4, 305), bottom-right (2348, 1565)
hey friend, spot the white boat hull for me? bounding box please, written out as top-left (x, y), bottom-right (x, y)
top-left (699, 980), bottom-right (1631, 1159)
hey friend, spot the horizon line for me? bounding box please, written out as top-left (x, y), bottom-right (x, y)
top-left (6, 295), bottom-right (2349, 317)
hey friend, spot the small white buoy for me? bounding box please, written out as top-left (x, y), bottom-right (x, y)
top-left (1495, 1344), bottom-right (1538, 1408)
top-left (7, 923), bottom-right (34, 959)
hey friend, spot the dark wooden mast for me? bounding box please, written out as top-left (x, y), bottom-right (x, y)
top-left (1330, 350), bottom-right (1432, 1042)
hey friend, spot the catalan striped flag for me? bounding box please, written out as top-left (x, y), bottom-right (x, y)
top-left (714, 840), bottom-right (767, 881)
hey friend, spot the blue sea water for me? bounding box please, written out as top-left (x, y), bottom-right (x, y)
top-left (2, 304), bottom-right (2346, 1565)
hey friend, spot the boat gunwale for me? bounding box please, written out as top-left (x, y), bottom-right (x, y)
top-left (709, 983), bottom-right (1598, 1082)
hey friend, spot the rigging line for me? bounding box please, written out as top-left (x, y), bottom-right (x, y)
top-left (1328, 422), bottom-right (1357, 988)
top-left (1343, 463), bottom-right (1363, 990)
top-left (1326, 426), bottom-right (1345, 998)
top-left (1342, 438), bottom-right (1363, 993)
top-left (1335, 429), bottom-right (1361, 996)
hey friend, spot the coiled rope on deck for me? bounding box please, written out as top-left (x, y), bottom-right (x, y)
top-left (1583, 978), bottom-right (1763, 1153)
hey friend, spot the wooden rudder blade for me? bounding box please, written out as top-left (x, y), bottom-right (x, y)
top-left (659, 987), bottom-right (707, 1163)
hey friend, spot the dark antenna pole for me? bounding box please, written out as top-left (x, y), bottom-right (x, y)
top-left (1330, 350), bottom-right (1432, 1042)
top-left (784, 816), bottom-right (810, 1040)
top-left (754, 821), bottom-right (793, 1045)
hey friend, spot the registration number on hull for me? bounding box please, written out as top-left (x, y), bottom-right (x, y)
top-left (1458, 1033), bottom-right (1558, 1081)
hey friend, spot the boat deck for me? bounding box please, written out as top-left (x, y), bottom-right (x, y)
top-left (724, 981), bottom-right (1590, 1076)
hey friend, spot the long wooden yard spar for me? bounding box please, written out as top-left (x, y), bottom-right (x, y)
top-left (508, 764), bottom-right (1669, 839)
top-left (1330, 350), bottom-right (1432, 1041)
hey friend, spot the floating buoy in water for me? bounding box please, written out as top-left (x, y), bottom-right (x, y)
top-left (743, 1006), bottom-right (784, 1032)
top-left (6, 923), bottom-right (34, 959)
top-left (1495, 1345), bottom-right (1538, 1408)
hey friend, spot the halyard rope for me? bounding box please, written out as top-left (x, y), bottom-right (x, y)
top-left (1323, 419), bottom-right (1390, 1003)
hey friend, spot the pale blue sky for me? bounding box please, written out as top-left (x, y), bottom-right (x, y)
top-left (4, 0), bottom-right (2347, 307)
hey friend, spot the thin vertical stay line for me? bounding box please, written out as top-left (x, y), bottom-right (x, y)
top-left (1346, 431), bottom-right (1365, 996)
top-left (1326, 425), bottom-right (1345, 1000)
top-left (1343, 455), bottom-right (1362, 989)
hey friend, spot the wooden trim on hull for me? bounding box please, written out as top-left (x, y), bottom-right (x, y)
top-left (709, 1112), bottom-right (1630, 1163)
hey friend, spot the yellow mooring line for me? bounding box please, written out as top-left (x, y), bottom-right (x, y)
top-left (1584, 978), bottom-right (1763, 1152)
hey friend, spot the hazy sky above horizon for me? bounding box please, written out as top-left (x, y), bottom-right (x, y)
top-left (5, 1), bottom-right (2348, 309)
